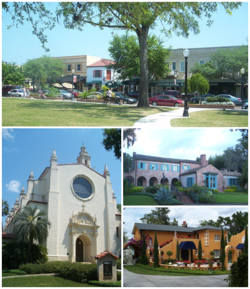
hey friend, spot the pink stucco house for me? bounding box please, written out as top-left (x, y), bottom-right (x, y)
top-left (124, 153), bottom-right (241, 191)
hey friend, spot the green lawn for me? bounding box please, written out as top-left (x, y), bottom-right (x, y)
top-left (214, 193), bottom-right (248, 204)
top-left (124, 264), bottom-right (230, 276)
top-left (2, 275), bottom-right (96, 287)
top-left (171, 110), bottom-right (248, 127)
top-left (2, 98), bottom-right (173, 126)
top-left (123, 195), bottom-right (159, 205)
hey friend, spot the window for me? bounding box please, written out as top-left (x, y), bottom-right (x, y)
top-left (67, 64), bottom-right (71, 72)
top-left (214, 235), bottom-right (220, 241)
top-left (116, 227), bottom-right (119, 237)
top-left (199, 61), bottom-right (205, 65)
top-left (150, 163), bottom-right (158, 170)
top-left (138, 162), bottom-right (145, 169)
top-left (106, 70), bottom-right (111, 80)
top-left (172, 165), bottom-right (179, 172)
top-left (77, 64), bottom-right (81, 72)
top-left (172, 62), bottom-right (176, 70)
top-left (229, 178), bottom-right (239, 186)
top-left (214, 250), bottom-right (220, 258)
top-left (93, 70), bottom-right (102, 77)
top-left (187, 177), bottom-right (193, 188)
top-left (73, 177), bottom-right (93, 199)
top-left (204, 174), bottom-right (217, 189)
top-left (161, 164), bottom-right (169, 171)
top-left (180, 62), bottom-right (185, 72)
top-left (183, 165), bottom-right (190, 170)
top-left (196, 234), bottom-right (199, 239)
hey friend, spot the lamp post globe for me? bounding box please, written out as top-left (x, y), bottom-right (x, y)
top-left (72, 69), bottom-right (75, 101)
top-left (240, 68), bottom-right (245, 109)
top-left (183, 49), bottom-right (190, 117)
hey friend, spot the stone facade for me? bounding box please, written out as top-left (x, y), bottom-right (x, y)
top-left (124, 152), bottom-right (241, 191)
top-left (4, 144), bottom-right (121, 263)
top-left (95, 251), bottom-right (118, 282)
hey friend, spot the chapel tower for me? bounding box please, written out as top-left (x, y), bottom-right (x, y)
top-left (77, 143), bottom-right (91, 167)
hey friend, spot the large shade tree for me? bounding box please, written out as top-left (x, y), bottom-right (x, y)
top-left (140, 208), bottom-right (170, 225)
top-left (13, 206), bottom-right (51, 263)
top-left (3, 2), bottom-right (242, 108)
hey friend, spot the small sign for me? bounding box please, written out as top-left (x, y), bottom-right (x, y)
top-left (73, 76), bottom-right (77, 83)
top-left (103, 261), bottom-right (112, 277)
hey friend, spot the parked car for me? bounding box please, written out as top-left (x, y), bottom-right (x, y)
top-left (149, 95), bottom-right (184, 107)
top-left (58, 90), bottom-right (72, 99)
top-left (244, 101), bottom-right (248, 109)
top-left (126, 91), bottom-right (139, 99)
top-left (160, 90), bottom-right (181, 98)
top-left (190, 94), bottom-right (215, 103)
top-left (217, 94), bottom-right (242, 106)
top-left (114, 92), bottom-right (137, 104)
top-left (3, 85), bottom-right (22, 95)
top-left (8, 89), bottom-right (25, 97)
top-left (68, 89), bottom-right (80, 98)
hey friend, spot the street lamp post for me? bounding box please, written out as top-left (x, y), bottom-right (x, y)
top-left (183, 49), bottom-right (190, 117)
top-left (72, 69), bottom-right (75, 101)
top-left (240, 68), bottom-right (245, 109)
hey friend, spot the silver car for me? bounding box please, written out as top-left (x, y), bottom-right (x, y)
top-left (59, 90), bottom-right (72, 99)
top-left (217, 94), bottom-right (242, 106)
top-left (8, 89), bottom-right (25, 97)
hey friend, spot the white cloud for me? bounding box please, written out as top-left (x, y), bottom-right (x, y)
top-left (6, 180), bottom-right (21, 193)
top-left (2, 129), bottom-right (15, 140)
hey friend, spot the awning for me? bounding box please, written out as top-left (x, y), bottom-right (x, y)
top-left (89, 81), bottom-right (102, 85)
top-left (105, 81), bottom-right (124, 88)
top-left (62, 82), bottom-right (73, 89)
top-left (52, 83), bottom-right (63, 88)
top-left (179, 241), bottom-right (197, 250)
top-left (236, 243), bottom-right (244, 249)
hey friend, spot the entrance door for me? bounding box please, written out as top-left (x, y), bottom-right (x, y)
top-left (76, 237), bottom-right (83, 262)
top-left (181, 249), bottom-right (189, 261)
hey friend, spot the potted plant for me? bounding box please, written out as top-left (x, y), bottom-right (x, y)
top-left (183, 260), bottom-right (190, 267)
top-left (217, 260), bottom-right (221, 267)
top-left (196, 260), bottom-right (202, 268)
top-left (208, 260), bottom-right (214, 268)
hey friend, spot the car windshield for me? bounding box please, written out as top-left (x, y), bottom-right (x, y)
top-left (119, 93), bottom-right (129, 98)
top-left (171, 96), bottom-right (178, 100)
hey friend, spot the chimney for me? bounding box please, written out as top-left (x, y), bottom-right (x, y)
top-left (182, 221), bottom-right (187, 227)
top-left (200, 154), bottom-right (208, 166)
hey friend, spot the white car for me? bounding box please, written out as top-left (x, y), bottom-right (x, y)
top-left (59, 90), bottom-right (72, 99)
top-left (244, 102), bottom-right (248, 109)
top-left (8, 89), bottom-right (25, 97)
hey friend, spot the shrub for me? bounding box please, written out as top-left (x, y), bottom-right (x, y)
top-left (199, 194), bottom-right (215, 204)
top-left (123, 179), bottom-right (135, 194)
top-left (167, 251), bottom-right (173, 258)
top-left (230, 185), bottom-right (239, 192)
top-left (88, 281), bottom-right (121, 287)
top-left (128, 187), bottom-right (144, 193)
top-left (191, 184), bottom-right (202, 194)
top-left (2, 269), bottom-right (27, 275)
top-left (47, 87), bottom-right (59, 98)
top-left (174, 181), bottom-right (182, 188)
top-left (2, 242), bottom-right (48, 270)
top-left (224, 189), bottom-right (235, 193)
top-left (116, 259), bottom-right (121, 269)
top-left (206, 97), bottom-right (231, 103)
top-left (117, 271), bottom-right (121, 281)
top-left (145, 186), bottom-right (159, 194)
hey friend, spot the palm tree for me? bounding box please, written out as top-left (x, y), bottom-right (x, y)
top-left (13, 206), bottom-right (51, 263)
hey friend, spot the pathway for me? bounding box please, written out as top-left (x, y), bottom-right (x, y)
top-left (123, 268), bottom-right (229, 287)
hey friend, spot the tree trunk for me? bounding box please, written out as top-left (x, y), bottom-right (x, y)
top-left (136, 26), bottom-right (149, 108)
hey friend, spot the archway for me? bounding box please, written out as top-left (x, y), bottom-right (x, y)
top-left (137, 176), bottom-right (146, 187)
top-left (149, 177), bottom-right (158, 187)
top-left (171, 178), bottom-right (179, 187)
top-left (160, 177), bottom-right (169, 186)
top-left (225, 245), bottom-right (240, 270)
top-left (76, 234), bottom-right (92, 262)
top-left (126, 176), bottom-right (135, 186)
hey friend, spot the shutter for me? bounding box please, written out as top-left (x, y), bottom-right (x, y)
top-left (138, 162), bottom-right (141, 169)
top-left (188, 165), bottom-right (190, 170)
top-left (100, 70), bottom-right (102, 77)
top-left (156, 164), bottom-right (159, 170)
top-left (150, 163), bottom-right (152, 170)
top-left (93, 70), bottom-right (95, 77)
top-left (167, 165), bottom-right (169, 171)
top-left (177, 166), bottom-right (180, 172)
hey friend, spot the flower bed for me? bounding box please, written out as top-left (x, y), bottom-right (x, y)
top-left (179, 103), bottom-right (235, 109)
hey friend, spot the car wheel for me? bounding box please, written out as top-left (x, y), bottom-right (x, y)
top-left (245, 106), bottom-right (248, 109)
top-left (174, 103), bottom-right (179, 107)
top-left (124, 100), bottom-right (128, 104)
top-left (192, 99), bottom-right (197, 104)
top-left (152, 102), bottom-right (158, 106)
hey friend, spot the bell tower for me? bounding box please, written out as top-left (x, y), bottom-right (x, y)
top-left (77, 143), bottom-right (91, 167)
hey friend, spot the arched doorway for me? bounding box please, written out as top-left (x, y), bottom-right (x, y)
top-left (75, 234), bottom-right (92, 262)
top-left (225, 245), bottom-right (239, 270)
top-left (126, 176), bottom-right (134, 186)
top-left (161, 177), bottom-right (169, 186)
top-left (171, 178), bottom-right (179, 187)
top-left (137, 176), bottom-right (146, 187)
top-left (149, 177), bottom-right (158, 187)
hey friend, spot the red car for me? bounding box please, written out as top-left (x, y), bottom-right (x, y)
top-left (68, 89), bottom-right (80, 98)
top-left (149, 95), bottom-right (184, 107)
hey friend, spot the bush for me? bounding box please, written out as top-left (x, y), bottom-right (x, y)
top-left (128, 187), bottom-right (144, 193)
top-left (88, 281), bottom-right (121, 287)
top-left (47, 87), bottom-right (59, 98)
top-left (123, 179), bottom-right (135, 194)
top-left (199, 194), bottom-right (215, 204)
top-left (145, 186), bottom-right (159, 194)
top-left (2, 242), bottom-right (48, 270)
top-left (116, 259), bottom-right (121, 269)
top-left (224, 189), bottom-right (235, 193)
top-left (163, 258), bottom-right (175, 264)
top-left (174, 181), bottom-right (182, 188)
top-left (2, 269), bottom-right (27, 275)
top-left (206, 97), bottom-right (231, 103)
top-left (117, 270), bottom-right (121, 281)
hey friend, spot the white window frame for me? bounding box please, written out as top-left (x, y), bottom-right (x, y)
top-left (183, 165), bottom-right (188, 170)
top-left (151, 163), bottom-right (157, 170)
top-left (180, 61), bottom-right (185, 72)
top-left (214, 235), bottom-right (220, 241)
top-left (162, 164), bottom-right (168, 171)
top-left (214, 250), bottom-right (220, 258)
top-left (77, 64), bottom-right (81, 72)
top-left (67, 64), bottom-right (71, 72)
top-left (172, 165), bottom-right (178, 172)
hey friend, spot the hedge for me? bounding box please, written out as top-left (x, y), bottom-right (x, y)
top-left (88, 281), bottom-right (121, 287)
top-left (224, 189), bottom-right (236, 193)
top-left (128, 187), bottom-right (144, 193)
top-left (206, 97), bottom-right (231, 103)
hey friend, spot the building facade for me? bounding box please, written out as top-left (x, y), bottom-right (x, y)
top-left (3, 144), bottom-right (121, 263)
top-left (125, 222), bottom-right (246, 269)
top-left (124, 153), bottom-right (241, 191)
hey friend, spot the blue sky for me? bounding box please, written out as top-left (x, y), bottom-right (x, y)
top-left (2, 2), bottom-right (248, 65)
top-left (2, 129), bottom-right (121, 223)
top-left (124, 207), bottom-right (248, 239)
top-left (124, 128), bottom-right (243, 161)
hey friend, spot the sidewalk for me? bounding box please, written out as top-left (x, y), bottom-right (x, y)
top-left (133, 107), bottom-right (242, 128)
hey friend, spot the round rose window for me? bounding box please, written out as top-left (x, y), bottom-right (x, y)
top-left (73, 177), bottom-right (92, 199)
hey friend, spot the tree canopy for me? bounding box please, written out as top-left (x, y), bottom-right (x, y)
top-left (3, 2), bottom-right (242, 107)
top-left (123, 153), bottom-right (133, 173)
top-left (187, 73), bottom-right (210, 101)
top-left (140, 208), bottom-right (170, 225)
top-left (123, 129), bottom-right (137, 149)
top-left (102, 129), bottom-right (121, 160)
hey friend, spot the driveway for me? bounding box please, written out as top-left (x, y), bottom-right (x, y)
top-left (123, 268), bottom-right (229, 287)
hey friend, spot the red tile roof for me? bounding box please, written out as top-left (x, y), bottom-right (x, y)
top-left (95, 250), bottom-right (119, 260)
top-left (2, 233), bottom-right (15, 239)
top-left (88, 59), bottom-right (115, 67)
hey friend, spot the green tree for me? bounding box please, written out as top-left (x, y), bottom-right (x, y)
top-left (123, 153), bottom-right (133, 173)
top-left (190, 62), bottom-right (218, 79)
top-left (167, 250), bottom-right (173, 258)
top-left (153, 231), bottom-right (159, 268)
top-left (140, 208), bottom-right (170, 225)
top-left (108, 33), bottom-right (170, 80)
top-left (141, 233), bottom-right (148, 265)
top-left (176, 240), bottom-right (180, 260)
top-left (2, 61), bottom-right (22, 82)
top-left (116, 203), bottom-right (121, 213)
top-left (187, 73), bottom-right (209, 103)
top-left (208, 154), bottom-right (225, 170)
top-left (102, 129), bottom-right (121, 160)
top-left (123, 129), bottom-right (137, 149)
top-left (3, 2), bottom-right (242, 108)
top-left (170, 218), bottom-right (178, 226)
top-left (2, 200), bottom-right (9, 217)
top-left (3, 71), bottom-right (25, 85)
top-left (13, 206), bottom-right (51, 263)
top-left (244, 227), bottom-right (248, 254)
top-left (198, 239), bottom-right (202, 260)
top-left (23, 56), bottom-right (64, 89)
top-left (220, 227), bottom-right (226, 271)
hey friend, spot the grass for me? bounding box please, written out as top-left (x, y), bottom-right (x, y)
top-left (123, 195), bottom-right (159, 205)
top-left (2, 275), bottom-right (96, 287)
top-left (124, 264), bottom-right (230, 276)
top-left (2, 98), bottom-right (173, 126)
top-left (171, 110), bottom-right (248, 127)
top-left (214, 192), bottom-right (248, 204)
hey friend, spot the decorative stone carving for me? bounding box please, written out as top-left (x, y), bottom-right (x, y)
top-left (123, 248), bottom-right (133, 265)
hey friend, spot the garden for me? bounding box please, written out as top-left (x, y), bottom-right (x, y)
top-left (2, 242), bottom-right (121, 287)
